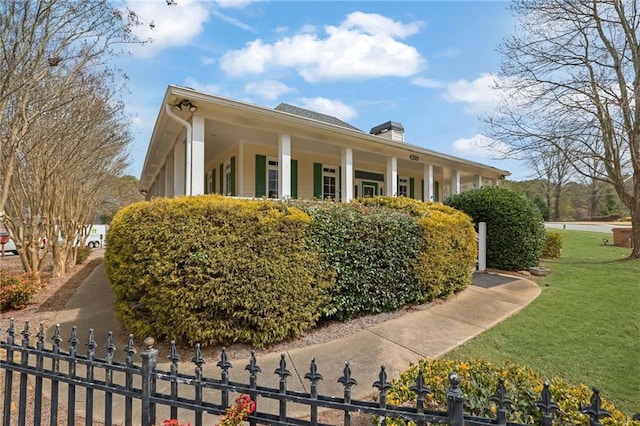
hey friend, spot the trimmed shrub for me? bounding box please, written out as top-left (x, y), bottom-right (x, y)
top-left (76, 247), bottom-right (92, 264)
top-left (356, 197), bottom-right (477, 299)
top-left (0, 271), bottom-right (43, 311)
top-left (386, 358), bottom-right (635, 425)
top-left (541, 231), bottom-right (562, 259)
top-left (105, 195), bottom-right (331, 348)
top-left (301, 202), bottom-right (426, 320)
top-left (445, 187), bottom-right (545, 271)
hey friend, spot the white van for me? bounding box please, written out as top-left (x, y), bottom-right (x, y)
top-left (84, 224), bottom-right (108, 249)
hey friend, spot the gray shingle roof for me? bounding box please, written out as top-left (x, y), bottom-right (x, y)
top-left (274, 103), bottom-right (362, 132)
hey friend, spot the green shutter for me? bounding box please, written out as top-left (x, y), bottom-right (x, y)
top-left (212, 168), bottom-right (216, 193)
top-left (410, 177), bottom-right (415, 199)
top-left (230, 156), bottom-right (236, 196)
top-left (255, 155), bottom-right (266, 197)
top-left (291, 159), bottom-right (298, 198)
top-left (338, 166), bottom-right (342, 200)
top-left (421, 179), bottom-right (424, 201)
top-left (434, 181), bottom-right (440, 202)
top-left (219, 164), bottom-right (223, 194)
top-left (313, 163), bottom-right (322, 199)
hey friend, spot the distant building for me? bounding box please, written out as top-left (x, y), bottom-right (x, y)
top-left (140, 85), bottom-right (509, 201)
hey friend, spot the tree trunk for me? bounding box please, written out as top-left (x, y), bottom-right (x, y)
top-left (553, 184), bottom-right (562, 221)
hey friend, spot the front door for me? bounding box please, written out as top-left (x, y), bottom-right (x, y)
top-left (362, 181), bottom-right (378, 197)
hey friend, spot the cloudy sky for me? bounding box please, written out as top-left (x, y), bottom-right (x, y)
top-left (118, 0), bottom-right (527, 180)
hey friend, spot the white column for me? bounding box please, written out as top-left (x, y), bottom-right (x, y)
top-left (173, 141), bottom-right (186, 196)
top-left (424, 163), bottom-right (434, 201)
top-left (386, 157), bottom-right (398, 196)
top-left (238, 142), bottom-right (244, 197)
top-left (278, 134), bottom-right (291, 199)
top-left (165, 154), bottom-right (175, 198)
top-left (475, 174), bottom-right (482, 188)
top-left (478, 222), bottom-right (486, 272)
top-left (191, 115), bottom-right (205, 195)
top-left (451, 169), bottom-right (461, 195)
top-left (341, 147), bottom-right (354, 203)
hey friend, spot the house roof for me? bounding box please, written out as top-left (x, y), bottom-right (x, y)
top-left (140, 85), bottom-right (511, 191)
top-left (274, 103), bottom-right (362, 132)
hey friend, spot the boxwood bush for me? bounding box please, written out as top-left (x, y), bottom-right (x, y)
top-left (386, 358), bottom-right (636, 425)
top-left (105, 195), bottom-right (331, 348)
top-left (445, 187), bottom-right (545, 271)
top-left (541, 231), bottom-right (562, 259)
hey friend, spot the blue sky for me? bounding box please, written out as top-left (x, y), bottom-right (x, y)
top-left (119, 0), bottom-right (527, 180)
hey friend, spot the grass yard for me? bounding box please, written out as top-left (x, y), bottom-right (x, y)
top-left (446, 229), bottom-right (640, 415)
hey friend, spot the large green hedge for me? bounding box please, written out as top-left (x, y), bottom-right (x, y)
top-left (356, 197), bottom-right (478, 299)
top-left (105, 195), bottom-right (331, 347)
top-left (105, 195), bottom-right (478, 347)
top-left (445, 187), bottom-right (545, 271)
top-left (300, 202), bottom-right (426, 320)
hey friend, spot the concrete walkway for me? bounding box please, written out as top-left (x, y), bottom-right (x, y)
top-left (49, 263), bottom-right (541, 424)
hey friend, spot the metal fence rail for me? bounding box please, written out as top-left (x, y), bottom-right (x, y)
top-left (0, 319), bottom-right (628, 426)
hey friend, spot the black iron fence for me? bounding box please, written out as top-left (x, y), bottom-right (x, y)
top-left (0, 320), bottom-right (630, 426)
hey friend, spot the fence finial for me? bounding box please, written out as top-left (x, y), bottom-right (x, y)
top-left (581, 387), bottom-right (611, 426)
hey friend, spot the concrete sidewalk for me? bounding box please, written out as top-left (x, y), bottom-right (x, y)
top-left (50, 263), bottom-right (541, 424)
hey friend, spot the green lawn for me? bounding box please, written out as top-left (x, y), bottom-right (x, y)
top-left (446, 229), bottom-right (640, 415)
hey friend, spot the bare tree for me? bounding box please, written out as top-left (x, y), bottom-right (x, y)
top-left (0, 0), bottom-right (143, 229)
top-left (488, 0), bottom-right (640, 257)
top-left (4, 68), bottom-right (130, 275)
top-left (529, 142), bottom-right (574, 221)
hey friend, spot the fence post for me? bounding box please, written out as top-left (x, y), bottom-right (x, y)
top-left (446, 372), bottom-right (464, 426)
top-left (478, 222), bottom-right (486, 272)
top-left (140, 337), bottom-right (158, 426)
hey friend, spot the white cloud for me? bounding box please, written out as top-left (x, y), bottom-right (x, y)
top-left (452, 134), bottom-right (511, 159)
top-left (200, 56), bottom-right (216, 66)
top-left (297, 97), bottom-right (358, 121)
top-left (244, 80), bottom-right (294, 101)
top-left (411, 77), bottom-right (444, 89)
top-left (443, 73), bottom-right (500, 114)
top-left (210, 8), bottom-right (254, 32)
top-left (183, 77), bottom-right (223, 96)
top-left (220, 12), bottom-right (425, 82)
top-left (216, 0), bottom-right (254, 8)
top-left (124, 0), bottom-right (209, 58)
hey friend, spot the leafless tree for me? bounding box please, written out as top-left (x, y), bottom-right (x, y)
top-left (0, 0), bottom-right (144, 230)
top-left (487, 0), bottom-right (640, 257)
top-left (4, 69), bottom-right (130, 275)
top-left (529, 142), bottom-right (574, 221)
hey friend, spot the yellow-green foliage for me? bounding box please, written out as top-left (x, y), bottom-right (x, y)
top-left (0, 271), bottom-right (43, 311)
top-left (105, 195), bottom-right (331, 348)
top-left (386, 358), bottom-right (637, 425)
top-left (356, 197), bottom-right (477, 299)
top-left (541, 231), bottom-right (562, 259)
top-left (75, 247), bottom-right (92, 264)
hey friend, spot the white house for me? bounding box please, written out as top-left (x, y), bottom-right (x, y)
top-left (139, 85), bottom-right (510, 201)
